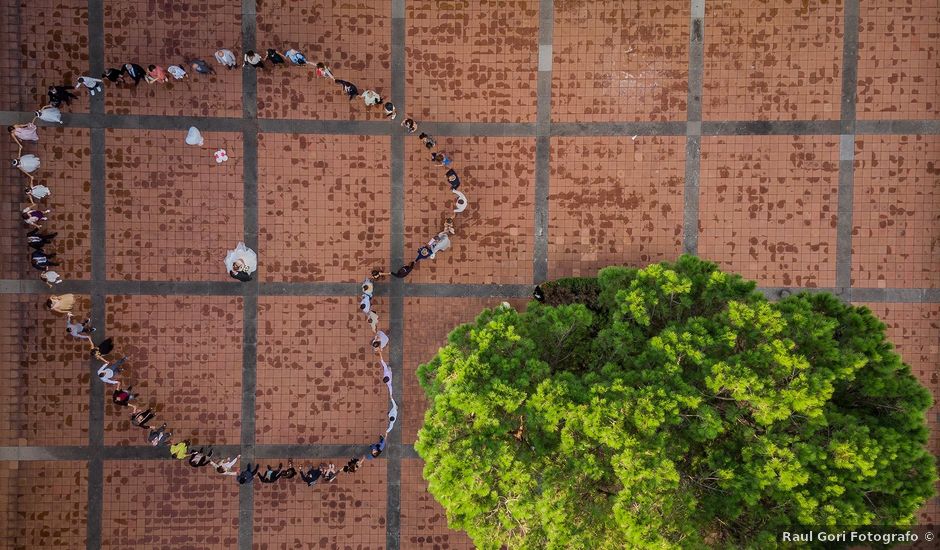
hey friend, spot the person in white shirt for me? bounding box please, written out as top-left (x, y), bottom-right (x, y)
top-left (167, 65), bottom-right (187, 80)
top-left (243, 50), bottom-right (264, 68)
top-left (212, 455), bottom-right (241, 475)
top-left (428, 231), bottom-right (451, 259)
top-left (75, 76), bottom-right (103, 96)
top-left (359, 294), bottom-right (371, 314)
top-left (367, 311), bottom-right (379, 332)
top-left (96, 356), bottom-right (128, 385)
top-left (372, 330), bottom-right (389, 351)
top-left (361, 89), bottom-right (382, 107)
top-left (214, 49), bottom-right (237, 69)
top-left (40, 270), bottom-right (62, 287)
top-left (66, 313), bottom-right (95, 348)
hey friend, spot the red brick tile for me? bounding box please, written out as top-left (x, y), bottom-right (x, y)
top-left (251, 457), bottom-right (386, 549)
top-left (105, 129), bottom-right (244, 282)
top-left (103, 0), bottom-right (243, 116)
top-left (401, 458), bottom-right (474, 550)
top-left (857, 0), bottom-right (940, 120)
top-left (257, 0), bottom-right (392, 120)
top-left (0, 461), bottom-right (87, 548)
top-left (553, 1), bottom-right (689, 122)
top-left (0, 0), bottom-right (89, 112)
top-left (0, 295), bottom-right (91, 446)
top-left (703, 0), bottom-right (843, 121)
top-left (548, 136), bottom-right (685, 279)
top-left (404, 137), bottom-right (535, 284)
top-left (256, 297), bottom-right (389, 445)
top-left (102, 461), bottom-right (239, 548)
top-left (104, 296), bottom-right (243, 445)
top-left (852, 135), bottom-right (940, 289)
top-left (406, 0), bottom-right (539, 122)
top-left (258, 133), bottom-right (391, 282)
top-left (699, 135), bottom-right (839, 287)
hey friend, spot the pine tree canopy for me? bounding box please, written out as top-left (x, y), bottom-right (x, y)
top-left (415, 255), bottom-right (936, 550)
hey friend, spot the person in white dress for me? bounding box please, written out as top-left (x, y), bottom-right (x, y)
top-left (27, 184), bottom-right (51, 202)
top-left (428, 231), bottom-right (452, 259)
top-left (35, 106), bottom-right (63, 124)
top-left (40, 270), bottom-right (62, 287)
top-left (185, 127), bottom-right (204, 146)
top-left (13, 154), bottom-right (40, 179)
top-left (214, 49), bottom-right (237, 69)
top-left (225, 242), bottom-right (257, 281)
top-left (167, 65), bottom-right (187, 80)
top-left (452, 189), bottom-right (468, 213)
top-left (9, 123), bottom-right (39, 150)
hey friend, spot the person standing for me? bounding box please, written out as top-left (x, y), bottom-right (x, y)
top-left (102, 67), bottom-right (125, 83)
top-left (75, 76), bottom-right (104, 96)
top-left (265, 49), bottom-right (285, 65)
top-left (145, 65), bottom-right (168, 84)
top-left (46, 294), bottom-right (75, 314)
top-left (22, 207), bottom-right (50, 229)
top-left (361, 89), bottom-right (381, 107)
top-left (212, 455), bottom-right (241, 476)
top-left (40, 269), bottom-right (63, 287)
top-left (167, 64), bottom-right (187, 80)
top-left (169, 440), bottom-right (190, 460)
top-left (187, 447), bottom-right (213, 468)
top-left (13, 154), bottom-right (41, 175)
top-left (214, 49), bottom-right (237, 69)
top-left (284, 48), bottom-right (307, 65)
top-left (419, 133), bottom-right (436, 149)
top-left (258, 464), bottom-right (283, 483)
top-left (315, 63), bottom-right (334, 80)
top-left (401, 118), bottom-right (417, 133)
top-left (299, 464), bottom-right (323, 486)
top-left (188, 59), bottom-right (214, 75)
top-left (131, 408), bottom-right (155, 429)
top-left (237, 463), bottom-right (260, 484)
top-left (9, 122), bottom-right (39, 150)
top-left (65, 313), bottom-right (95, 347)
top-left (122, 63), bottom-right (147, 84)
top-left (335, 79), bottom-right (359, 100)
top-left (111, 386), bottom-right (139, 412)
top-left (243, 50), bottom-right (264, 69)
top-left (372, 330), bottom-right (389, 352)
top-left (47, 85), bottom-right (77, 106)
top-left (366, 436), bottom-right (385, 459)
top-left (30, 248), bottom-right (58, 270)
top-left (147, 423), bottom-right (171, 446)
top-left (322, 463), bottom-right (338, 483)
top-left (445, 169), bottom-right (460, 190)
top-left (383, 102), bottom-right (397, 120)
top-left (35, 106), bottom-right (63, 124)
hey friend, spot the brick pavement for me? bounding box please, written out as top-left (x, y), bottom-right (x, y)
top-left (0, 1), bottom-right (938, 548)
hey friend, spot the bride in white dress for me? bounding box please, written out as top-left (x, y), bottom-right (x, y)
top-left (224, 242), bottom-right (257, 282)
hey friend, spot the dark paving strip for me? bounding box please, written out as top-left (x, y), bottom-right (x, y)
top-left (683, 1), bottom-right (705, 256)
top-left (836, 0), bottom-right (860, 291)
top-left (533, 0), bottom-right (554, 284)
top-left (4, 109), bottom-right (940, 136)
top-left (702, 120), bottom-right (843, 135)
top-left (387, 4), bottom-right (406, 548)
top-left (683, 135), bottom-right (701, 254)
top-left (239, 4), bottom-right (259, 550)
top-left (401, 445), bottom-right (420, 460)
top-left (840, 0), bottom-right (860, 135)
top-left (856, 120), bottom-right (940, 135)
top-left (687, 2), bottom-right (704, 123)
top-left (551, 121), bottom-right (687, 136)
top-left (86, 2), bottom-right (106, 547)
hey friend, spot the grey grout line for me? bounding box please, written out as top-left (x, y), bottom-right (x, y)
top-left (683, 134), bottom-right (701, 255)
top-left (387, 3), bottom-right (406, 548)
top-left (85, 1), bottom-right (105, 548)
top-left (836, 0), bottom-right (860, 291)
top-left (3, 109), bottom-right (940, 136)
top-left (683, 2), bottom-right (705, 256)
top-left (238, 3), bottom-right (258, 550)
top-left (533, 0), bottom-right (554, 284)
top-left (0, 444), bottom-right (419, 461)
top-left (840, 0), bottom-right (860, 135)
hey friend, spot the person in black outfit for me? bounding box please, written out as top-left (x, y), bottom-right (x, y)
top-left (27, 229), bottom-right (57, 250)
top-left (122, 63), bottom-right (147, 84)
top-left (335, 79), bottom-right (359, 100)
top-left (187, 446), bottom-right (213, 468)
top-left (265, 49), bottom-right (285, 65)
top-left (30, 249), bottom-right (58, 270)
top-left (237, 463), bottom-right (260, 484)
top-left (258, 464), bottom-right (283, 483)
top-left (393, 261), bottom-right (415, 278)
top-left (533, 284), bottom-right (545, 302)
top-left (445, 169), bottom-right (460, 190)
top-left (47, 85), bottom-right (78, 107)
top-left (102, 67), bottom-right (125, 83)
top-left (300, 464), bottom-right (324, 486)
top-left (280, 459), bottom-right (297, 479)
top-left (342, 456), bottom-right (363, 474)
top-left (131, 408), bottom-right (155, 429)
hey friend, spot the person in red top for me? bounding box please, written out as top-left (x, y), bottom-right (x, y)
top-left (145, 65), bottom-right (168, 84)
top-left (111, 385), bottom-right (139, 412)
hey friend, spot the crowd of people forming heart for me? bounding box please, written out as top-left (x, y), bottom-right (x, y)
top-left (11, 45), bottom-right (471, 486)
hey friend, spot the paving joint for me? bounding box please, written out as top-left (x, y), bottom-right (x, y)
top-left (533, 0), bottom-right (554, 283)
top-left (836, 0), bottom-right (860, 292)
top-left (683, 2), bottom-right (705, 256)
